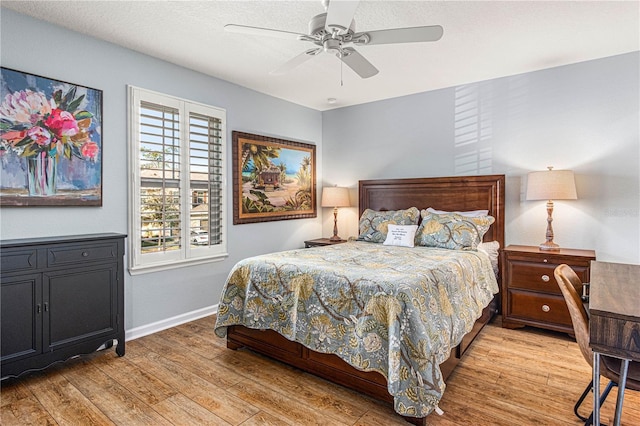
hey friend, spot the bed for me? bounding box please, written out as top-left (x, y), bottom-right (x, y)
top-left (214, 175), bottom-right (505, 425)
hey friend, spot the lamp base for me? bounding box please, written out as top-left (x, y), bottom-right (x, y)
top-left (539, 200), bottom-right (560, 251)
top-left (329, 207), bottom-right (343, 242)
top-left (539, 241), bottom-right (560, 251)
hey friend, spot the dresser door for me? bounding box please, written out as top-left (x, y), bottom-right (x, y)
top-left (1, 274), bottom-right (42, 363)
top-left (44, 265), bottom-right (118, 352)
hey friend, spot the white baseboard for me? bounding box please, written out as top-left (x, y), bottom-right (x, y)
top-left (125, 304), bottom-right (218, 341)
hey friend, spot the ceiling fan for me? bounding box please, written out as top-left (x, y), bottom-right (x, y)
top-left (224, 0), bottom-right (443, 79)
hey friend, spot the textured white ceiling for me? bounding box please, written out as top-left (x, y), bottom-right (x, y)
top-left (3, 1), bottom-right (639, 111)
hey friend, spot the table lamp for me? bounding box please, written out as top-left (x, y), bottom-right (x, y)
top-left (526, 166), bottom-right (577, 251)
top-left (321, 186), bottom-right (350, 241)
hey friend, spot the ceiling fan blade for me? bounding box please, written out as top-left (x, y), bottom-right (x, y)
top-left (270, 49), bottom-right (321, 75)
top-left (339, 47), bottom-right (378, 79)
top-left (356, 25), bottom-right (444, 46)
top-left (224, 24), bottom-right (306, 41)
top-left (325, 0), bottom-right (359, 34)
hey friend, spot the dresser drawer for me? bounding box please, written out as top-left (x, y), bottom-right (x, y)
top-left (0, 248), bottom-right (38, 274)
top-left (508, 290), bottom-right (572, 327)
top-left (47, 241), bottom-right (119, 267)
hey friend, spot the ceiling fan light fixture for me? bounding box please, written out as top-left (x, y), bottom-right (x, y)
top-left (323, 37), bottom-right (341, 53)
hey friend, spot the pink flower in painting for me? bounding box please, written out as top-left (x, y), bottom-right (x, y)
top-left (81, 141), bottom-right (99, 160)
top-left (44, 109), bottom-right (79, 137)
top-left (26, 126), bottom-right (52, 146)
top-left (0, 89), bottom-right (53, 125)
top-left (0, 82), bottom-right (97, 163)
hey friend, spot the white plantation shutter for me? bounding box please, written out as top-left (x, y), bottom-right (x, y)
top-left (129, 87), bottom-right (227, 274)
top-left (188, 110), bottom-right (223, 245)
top-left (139, 101), bottom-right (182, 254)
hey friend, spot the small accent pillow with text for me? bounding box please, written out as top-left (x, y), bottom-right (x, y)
top-left (415, 211), bottom-right (494, 250)
top-left (383, 224), bottom-right (419, 247)
top-left (357, 207), bottom-right (420, 243)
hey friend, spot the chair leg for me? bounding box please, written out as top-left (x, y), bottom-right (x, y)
top-left (585, 380), bottom-right (616, 426)
top-left (575, 380), bottom-right (593, 422)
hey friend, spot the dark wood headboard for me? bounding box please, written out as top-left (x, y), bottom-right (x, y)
top-left (359, 175), bottom-right (505, 248)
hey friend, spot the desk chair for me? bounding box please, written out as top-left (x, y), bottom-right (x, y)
top-left (554, 264), bottom-right (640, 425)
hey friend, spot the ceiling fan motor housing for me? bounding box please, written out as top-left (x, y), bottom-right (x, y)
top-left (309, 13), bottom-right (355, 38)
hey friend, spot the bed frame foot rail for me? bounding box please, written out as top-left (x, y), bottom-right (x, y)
top-left (403, 415), bottom-right (427, 425)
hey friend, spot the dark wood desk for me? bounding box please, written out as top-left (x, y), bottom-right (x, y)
top-left (589, 261), bottom-right (640, 426)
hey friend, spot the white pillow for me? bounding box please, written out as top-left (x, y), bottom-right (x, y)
top-left (383, 224), bottom-right (419, 248)
top-left (426, 207), bottom-right (489, 218)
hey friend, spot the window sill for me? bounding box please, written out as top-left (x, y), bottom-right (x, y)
top-left (128, 252), bottom-right (228, 276)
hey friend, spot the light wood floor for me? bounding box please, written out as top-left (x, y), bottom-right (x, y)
top-left (2, 316), bottom-right (639, 425)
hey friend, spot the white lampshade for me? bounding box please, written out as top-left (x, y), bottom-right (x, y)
top-left (321, 187), bottom-right (350, 208)
top-left (526, 168), bottom-right (577, 201)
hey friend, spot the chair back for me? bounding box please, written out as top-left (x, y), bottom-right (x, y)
top-left (554, 264), bottom-right (592, 366)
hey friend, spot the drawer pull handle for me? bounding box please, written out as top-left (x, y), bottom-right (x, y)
top-left (541, 274), bottom-right (550, 282)
top-left (543, 259), bottom-right (548, 263)
top-left (542, 304), bottom-right (551, 313)
top-left (82, 252), bottom-right (89, 257)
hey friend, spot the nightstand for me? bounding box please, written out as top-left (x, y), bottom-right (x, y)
top-left (304, 238), bottom-right (347, 248)
top-left (501, 245), bottom-right (596, 334)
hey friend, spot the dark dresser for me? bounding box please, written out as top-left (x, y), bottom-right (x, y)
top-left (1, 233), bottom-right (126, 379)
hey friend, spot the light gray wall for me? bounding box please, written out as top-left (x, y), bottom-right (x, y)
top-left (0, 9), bottom-right (323, 331)
top-left (322, 52), bottom-right (640, 264)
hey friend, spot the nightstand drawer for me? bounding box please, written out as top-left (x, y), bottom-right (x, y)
top-left (509, 260), bottom-right (590, 294)
top-left (508, 291), bottom-right (572, 327)
top-left (509, 261), bottom-right (561, 293)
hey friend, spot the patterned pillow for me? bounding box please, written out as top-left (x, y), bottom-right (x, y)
top-left (425, 207), bottom-right (489, 217)
top-left (414, 211), bottom-right (494, 250)
top-left (357, 207), bottom-right (420, 243)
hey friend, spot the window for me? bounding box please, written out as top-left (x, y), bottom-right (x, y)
top-left (128, 86), bottom-right (227, 273)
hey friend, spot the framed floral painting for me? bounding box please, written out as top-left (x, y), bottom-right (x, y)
top-left (232, 131), bottom-right (316, 224)
top-left (0, 67), bottom-right (103, 206)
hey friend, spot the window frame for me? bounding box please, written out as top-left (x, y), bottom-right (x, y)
top-left (128, 86), bottom-right (227, 275)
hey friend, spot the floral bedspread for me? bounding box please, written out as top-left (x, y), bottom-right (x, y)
top-left (214, 241), bottom-right (499, 418)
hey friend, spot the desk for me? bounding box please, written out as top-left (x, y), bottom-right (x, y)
top-left (589, 261), bottom-right (640, 426)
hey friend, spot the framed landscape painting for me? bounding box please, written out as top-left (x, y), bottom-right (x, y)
top-left (0, 67), bottom-right (103, 206)
top-left (232, 131), bottom-right (316, 224)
